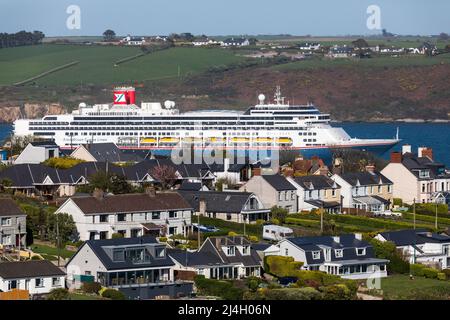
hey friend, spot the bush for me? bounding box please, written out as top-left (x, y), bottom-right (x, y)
top-left (228, 231), bottom-right (238, 236)
top-left (111, 233), bottom-right (124, 239)
top-left (320, 284), bottom-right (354, 300)
top-left (246, 276), bottom-right (262, 291)
top-left (285, 217), bottom-right (320, 228)
top-left (422, 268), bottom-right (439, 279)
top-left (31, 255), bottom-right (42, 260)
top-left (247, 235), bottom-right (258, 242)
top-left (270, 218), bottom-right (280, 225)
top-left (194, 275), bottom-right (244, 300)
top-left (410, 264), bottom-right (426, 276)
top-left (264, 256), bottom-right (303, 277)
top-left (442, 269), bottom-right (450, 278)
top-left (158, 237), bottom-right (167, 242)
top-left (47, 288), bottom-right (70, 300)
top-left (102, 289), bottom-right (126, 300)
top-left (437, 272), bottom-right (447, 281)
top-left (81, 282), bottom-right (102, 294)
top-left (255, 219), bottom-right (265, 225)
top-left (264, 287), bottom-right (322, 300)
top-left (368, 238), bottom-right (410, 274)
top-left (393, 198), bottom-right (403, 206)
top-left (270, 206), bottom-right (289, 224)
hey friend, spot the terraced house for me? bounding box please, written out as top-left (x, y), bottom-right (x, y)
top-left (55, 189), bottom-right (193, 241)
top-left (331, 166), bottom-right (393, 214)
top-left (0, 198), bottom-right (27, 247)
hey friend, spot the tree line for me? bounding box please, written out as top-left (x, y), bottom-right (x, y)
top-left (0, 30), bottom-right (45, 49)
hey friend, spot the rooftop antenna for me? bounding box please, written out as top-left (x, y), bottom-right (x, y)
top-left (396, 127), bottom-right (400, 140)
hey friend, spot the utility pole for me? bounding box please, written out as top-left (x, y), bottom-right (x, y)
top-left (197, 213), bottom-right (201, 249)
top-left (435, 202), bottom-right (438, 230)
top-left (243, 214), bottom-right (246, 237)
top-left (56, 214), bottom-right (61, 267)
top-left (320, 205), bottom-right (324, 234)
top-left (413, 198), bottom-right (416, 230)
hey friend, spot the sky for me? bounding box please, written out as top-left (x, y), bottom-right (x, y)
top-left (0, 0), bottom-right (449, 36)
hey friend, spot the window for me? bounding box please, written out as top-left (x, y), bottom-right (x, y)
top-left (1, 217), bottom-right (11, 226)
top-left (99, 231), bottom-right (108, 240)
top-left (242, 245), bottom-right (250, 255)
top-left (8, 280), bottom-right (17, 290)
top-left (335, 249), bottom-right (343, 258)
top-left (113, 249), bottom-right (125, 261)
top-left (52, 277), bottom-right (61, 287)
top-left (155, 247), bottom-right (166, 258)
top-left (291, 191), bottom-right (296, 200)
top-left (356, 248), bottom-right (366, 256)
top-left (169, 211), bottom-right (177, 218)
top-left (278, 192), bottom-right (283, 201)
top-left (99, 215), bottom-right (108, 223)
top-left (35, 278), bottom-right (44, 288)
top-left (331, 189), bottom-right (336, 197)
top-left (152, 212), bottom-right (160, 220)
top-left (285, 248), bottom-right (289, 256)
top-left (312, 251), bottom-right (321, 260)
top-left (226, 246), bottom-right (235, 256)
top-left (388, 185), bottom-right (392, 193)
top-left (117, 214), bottom-right (126, 222)
top-left (285, 192), bottom-right (289, 201)
top-left (377, 185), bottom-right (381, 193)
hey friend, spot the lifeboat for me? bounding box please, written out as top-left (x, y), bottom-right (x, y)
top-left (255, 137), bottom-right (273, 143)
top-left (276, 137), bottom-right (293, 144)
top-left (160, 137), bottom-right (179, 143)
top-left (140, 137), bottom-right (157, 144)
top-left (231, 137), bottom-right (250, 143)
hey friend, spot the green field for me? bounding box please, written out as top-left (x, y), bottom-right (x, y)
top-left (31, 243), bottom-right (76, 259)
top-left (0, 44), bottom-right (245, 86)
top-left (380, 275), bottom-right (450, 300)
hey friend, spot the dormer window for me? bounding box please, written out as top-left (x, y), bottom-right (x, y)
top-left (312, 251), bottom-right (321, 260)
top-left (356, 248), bottom-right (366, 256)
top-left (335, 249), bottom-right (343, 258)
top-left (225, 246), bottom-right (235, 256)
top-left (155, 247), bottom-right (166, 258)
top-left (242, 245), bottom-right (250, 256)
top-left (112, 249), bottom-right (125, 262)
top-left (419, 170), bottom-right (430, 178)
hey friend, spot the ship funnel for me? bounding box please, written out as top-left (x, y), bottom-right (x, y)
top-left (113, 86), bottom-right (136, 105)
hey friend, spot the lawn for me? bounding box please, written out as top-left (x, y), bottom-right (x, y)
top-left (0, 44), bottom-right (246, 86)
top-left (196, 215), bottom-right (262, 238)
top-left (380, 275), bottom-right (450, 300)
top-left (31, 243), bottom-right (76, 259)
top-left (68, 292), bottom-right (107, 300)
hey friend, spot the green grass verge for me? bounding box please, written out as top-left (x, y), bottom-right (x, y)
top-left (31, 243), bottom-right (75, 259)
top-left (402, 212), bottom-right (450, 226)
top-left (380, 274), bottom-right (450, 300)
top-left (196, 215), bottom-right (262, 238)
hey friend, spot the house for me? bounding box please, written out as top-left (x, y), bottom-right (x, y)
top-left (191, 37), bottom-right (219, 46)
top-left (265, 234), bottom-right (389, 279)
top-left (14, 141), bottom-right (59, 164)
top-left (121, 35), bottom-right (146, 46)
top-left (178, 190), bottom-right (270, 223)
top-left (282, 156), bottom-right (329, 177)
top-left (331, 166), bottom-right (393, 214)
top-left (65, 237), bottom-right (193, 299)
top-left (240, 174), bottom-right (298, 213)
top-left (328, 45), bottom-right (354, 58)
top-left (0, 198), bottom-right (27, 247)
top-left (298, 42), bottom-right (321, 51)
top-left (287, 175), bottom-right (341, 213)
top-left (375, 229), bottom-right (450, 269)
top-left (221, 37), bottom-right (250, 47)
top-left (169, 236), bottom-right (262, 280)
top-left (0, 260), bottom-right (65, 296)
top-left (70, 143), bottom-right (148, 163)
top-left (55, 189), bottom-right (193, 241)
top-left (381, 146), bottom-right (450, 205)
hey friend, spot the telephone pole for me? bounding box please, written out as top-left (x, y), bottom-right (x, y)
top-left (56, 214), bottom-right (61, 267)
top-left (435, 202), bottom-right (438, 230)
top-left (413, 198), bottom-right (416, 230)
top-left (320, 205), bottom-right (324, 234)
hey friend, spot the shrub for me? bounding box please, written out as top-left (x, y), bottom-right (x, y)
top-left (442, 269), bottom-right (450, 278)
top-left (158, 237), bottom-right (167, 242)
top-left (194, 275), bottom-right (244, 300)
top-left (228, 231), bottom-right (238, 236)
top-left (111, 233), bottom-right (124, 239)
top-left (393, 198), bottom-right (403, 206)
top-left (47, 288), bottom-right (70, 300)
top-left (102, 289), bottom-right (126, 300)
top-left (368, 238), bottom-right (410, 274)
top-left (285, 217), bottom-right (320, 228)
top-left (248, 235), bottom-right (258, 242)
top-left (255, 219), bottom-right (265, 225)
top-left (410, 264), bottom-right (426, 276)
top-left (422, 268), bottom-right (439, 279)
top-left (264, 256), bottom-right (303, 277)
top-left (246, 276), bottom-right (262, 291)
top-left (264, 287), bottom-right (323, 300)
top-left (320, 284), bottom-right (354, 300)
top-left (437, 272), bottom-right (447, 281)
top-left (81, 282), bottom-right (102, 294)
top-left (270, 206), bottom-right (289, 224)
top-left (270, 218), bottom-right (280, 225)
top-left (31, 255), bottom-right (42, 260)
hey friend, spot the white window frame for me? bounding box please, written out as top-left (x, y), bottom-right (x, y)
top-left (312, 251), bottom-right (321, 260)
top-left (356, 248), bottom-right (366, 256)
top-left (335, 249), bottom-right (343, 258)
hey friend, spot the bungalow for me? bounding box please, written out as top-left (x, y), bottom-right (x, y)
top-left (381, 146), bottom-right (450, 204)
top-left (0, 198), bottom-right (27, 247)
top-left (70, 143), bottom-right (148, 163)
top-left (298, 42), bottom-right (321, 51)
top-left (331, 166), bottom-right (393, 214)
top-left (14, 141), bottom-right (59, 164)
top-left (240, 174), bottom-right (298, 213)
top-left (328, 45), bottom-right (354, 58)
top-left (65, 237), bottom-right (193, 299)
top-left (169, 236), bottom-right (262, 280)
top-left (121, 35), bottom-right (146, 46)
top-left (221, 37), bottom-right (250, 47)
top-left (287, 175), bottom-right (341, 213)
top-left (375, 229), bottom-right (450, 269)
top-left (0, 260), bottom-right (65, 296)
top-left (192, 37), bottom-right (219, 46)
top-left (265, 234), bottom-right (389, 279)
top-left (55, 189), bottom-right (193, 241)
top-left (178, 190), bottom-right (270, 223)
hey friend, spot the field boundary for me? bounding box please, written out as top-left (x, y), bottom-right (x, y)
top-left (13, 60), bottom-right (79, 86)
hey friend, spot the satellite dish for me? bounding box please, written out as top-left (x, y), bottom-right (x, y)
top-left (79, 102), bottom-right (87, 108)
top-left (258, 94), bottom-right (265, 104)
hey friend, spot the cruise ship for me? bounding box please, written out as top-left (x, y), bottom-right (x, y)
top-left (13, 86), bottom-right (400, 157)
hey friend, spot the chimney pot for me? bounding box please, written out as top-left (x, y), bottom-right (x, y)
top-left (390, 152), bottom-right (402, 163)
top-left (333, 236), bottom-right (340, 243)
top-left (199, 199), bottom-right (207, 215)
top-left (145, 186), bottom-right (156, 197)
top-left (402, 144), bottom-right (411, 154)
top-left (354, 233), bottom-right (362, 241)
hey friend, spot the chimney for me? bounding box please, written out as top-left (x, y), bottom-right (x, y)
top-left (252, 167), bottom-right (261, 176)
top-left (224, 157), bottom-right (230, 173)
top-left (199, 199), bottom-right (206, 215)
top-left (402, 144), bottom-right (411, 154)
top-left (145, 186), bottom-right (156, 197)
top-left (318, 166), bottom-right (329, 176)
top-left (390, 152), bottom-right (402, 163)
top-left (365, 164), bottom-right (376, 174)
top-left (214, 237), bottom-right (221, 248)
top-left (93, 188), bottom-right (104, 200)
top-left (333, 236), bottom-right (340, 243)
top-left (420, 148), bottom-right (433, 160)
top-left (354, 233), bottom-right (362, 241)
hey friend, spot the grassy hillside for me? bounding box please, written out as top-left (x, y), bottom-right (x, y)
top-left (0, 44), bottom-right (245, 86)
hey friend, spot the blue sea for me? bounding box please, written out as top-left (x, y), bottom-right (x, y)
top-left (0, 122), bottom-right (448, 165)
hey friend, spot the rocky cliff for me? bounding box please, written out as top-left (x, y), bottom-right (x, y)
top-left (0, 103), bottom-right (66, 123)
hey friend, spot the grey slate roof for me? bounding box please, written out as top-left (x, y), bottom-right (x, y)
top-left (401, 153), bottom-right (449, 179)
top-left (293, 175), bottom-right (338, 190)
top-left (262, 175), bottom-right (297, 191)
top-left (178, 181), bottom-right (203, 191)
top-left (339, 171), bottom-right (392, 186)
top-left (0, 260), bottom-right (65, 279)
top-left (0, 198), bottom-right (26, 217)
top-left (378, 229), bottom-right (450, 246)
top-left (168, 249), bottom-right (223, 267)
top-left (178, 190), bottom-right (256, 214)
top-left (80, 237), bottom-right (174, 271)
top-left (30, 141), bottom-right (58, 147)
top-left (80, 143), bottom-right (146, 163)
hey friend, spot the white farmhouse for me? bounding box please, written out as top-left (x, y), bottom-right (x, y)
top-left (14, 141), bottom-right (59, 164)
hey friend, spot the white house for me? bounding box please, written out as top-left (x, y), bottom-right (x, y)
top-left (192, 37), bottom-right (219, 46)
top-left (0, 260), bottom-right (65, 296)
top-left (375, 229), bottom-right (450, 269)
top-left (298, 42), bottom-right (321, 51)
top-left (265, 234), bottom-right (389, 280)
top-left (14, 141), bottom-right (59, 164)
top-left (221, 37), bottom-right (250, 47)
top-left (121, 35), bottom-right (146, 46)
top-left (55, 189), bottom-right (193, 241)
